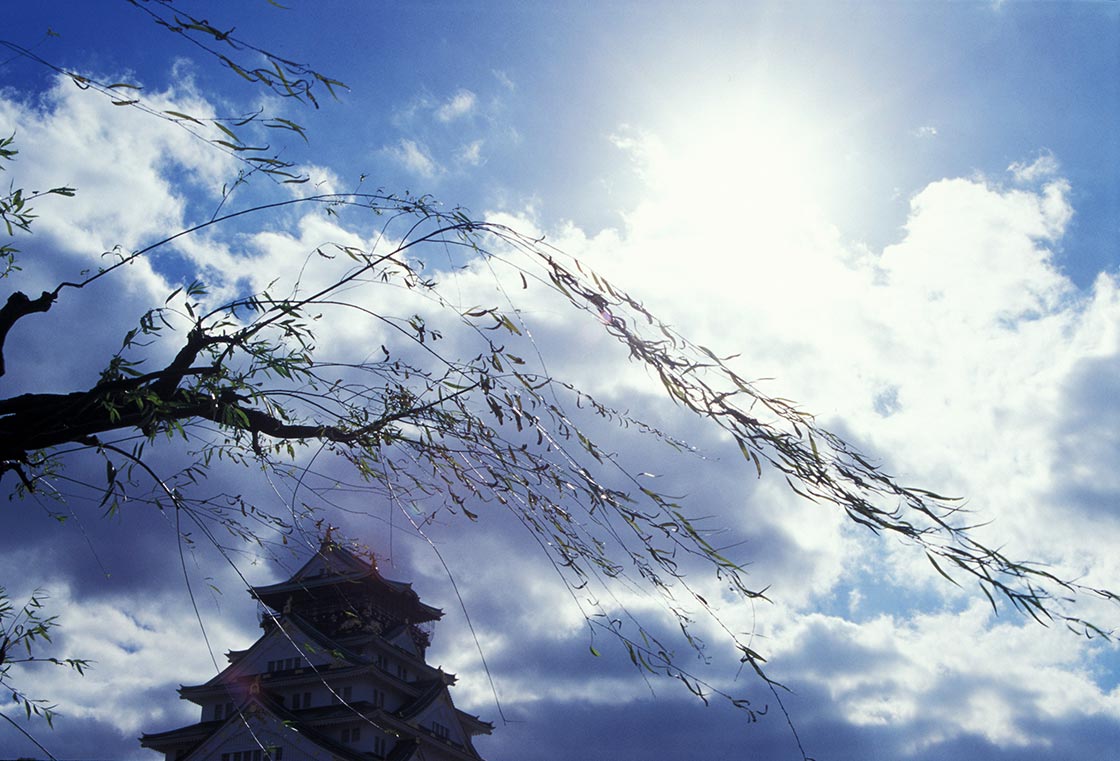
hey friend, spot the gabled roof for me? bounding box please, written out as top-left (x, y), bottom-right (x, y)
top-left (250, 540), bottom-right (442, 623)
top-left (179, 615), bottom-right (357, 697)
top-left (397, 679), bottom-right (494, 737)
top-left (396, 679), bottom-right (447, 721)
top-left (139, 718), bottom-right (222, 749)
top-left (141, 694), bottom-right (377, 761)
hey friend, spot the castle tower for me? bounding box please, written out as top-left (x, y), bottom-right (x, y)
top-left (140, 540), bottom-right (492, 761)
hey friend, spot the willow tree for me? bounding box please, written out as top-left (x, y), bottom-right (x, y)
top-left (0, 3), bottom-right (1115, 758)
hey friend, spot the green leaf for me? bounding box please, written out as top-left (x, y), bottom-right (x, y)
top-left (498, 315), bottom-right (522, 335)
top-left (212, 121), bottom-right (240, 142)
top-left (925, 552), bottom-right (961, 588)
top-left (163, 110), bottom-right (205, 125)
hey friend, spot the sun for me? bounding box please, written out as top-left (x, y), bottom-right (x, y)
top-left (588, 80), bottom-right (863, 352)
top-left (618, 84), bottom-right (842, 245)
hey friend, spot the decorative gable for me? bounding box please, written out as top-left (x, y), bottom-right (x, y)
top-left (414, 696), bottom-right (467, 748)
top-left (171, 698), bottom-right (335, 761)
top-left (289, 542), bottom-right (372, 583)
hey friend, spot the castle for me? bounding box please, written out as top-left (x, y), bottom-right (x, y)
top-left (140, 539), bottom-right (492, 761)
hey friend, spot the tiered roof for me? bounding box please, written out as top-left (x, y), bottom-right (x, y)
top-left (250, 542), bottom-right (443, 624)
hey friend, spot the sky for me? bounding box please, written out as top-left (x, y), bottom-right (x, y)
top-left (1, 1), bottom-right (1119, 760)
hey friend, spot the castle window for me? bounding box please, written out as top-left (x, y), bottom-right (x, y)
top-left (221, 748), bottom-right (282, 761)
top-left (432, 722), bottom-right (449, 740)
top-left (341, 726), bottom-right (361, 743)
top-left (373, 736), bottom-right (386, 756)
top-left (372, 688), bottom-right (385, 708)
top-left (267, 657), bottom-right (304, 672)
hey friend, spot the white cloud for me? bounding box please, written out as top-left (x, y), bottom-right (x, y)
top-left (0, 74), bottom-right (233, 290)
top-left (387, 137), bottom-right (441, 178)
top-left (0, 578), bottom-right (258, 742)
top-left (435, 89), bottom-right (477, 123)
top-left (288, 162), bottom-right (345, 196)
top-left (772, 602), bottom-right (1120, 751)
top-left (384, 86), bottom-right (508, 182)
top-left (492, 70), bottom-right (515, 92)
top-left (456, 139), bottom-right (484, 167)
top-left (0, 74), bottom-right (250, 396)
top-left (1009, 151), bottom-right (1061, 184)
top-left (882, 176), bottom-right (1073, 323)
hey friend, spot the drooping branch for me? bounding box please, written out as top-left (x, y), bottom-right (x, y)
top-left (487, 227), bottom-right (1119, 636)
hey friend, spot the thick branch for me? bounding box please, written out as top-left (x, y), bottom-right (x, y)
top-left (0, 291), bottom-right (55, 377)
top-left (0, 382), bottom-right (406, 465)
top-left (148, 328), bottom-right (227, 397)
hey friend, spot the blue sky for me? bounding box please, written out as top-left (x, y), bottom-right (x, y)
top-left (1, 2), bottom-right (1118, 760)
